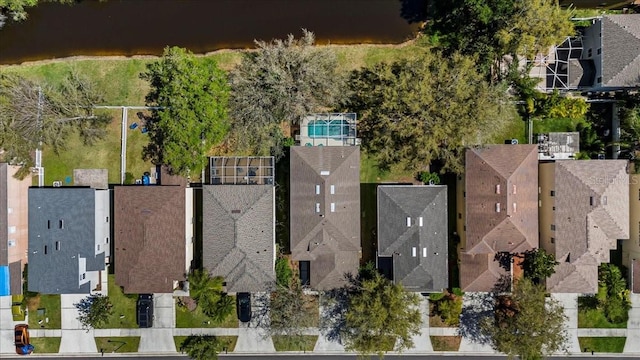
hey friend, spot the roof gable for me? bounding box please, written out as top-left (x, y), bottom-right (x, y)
top-left (377, 185), bottom-right (448, 292)
top-left (114, 185), bottom-right (186, 294)
top-left (202, 185), bottom-right (275, 292)
top-left (290, 146), bottom-right (361, 290)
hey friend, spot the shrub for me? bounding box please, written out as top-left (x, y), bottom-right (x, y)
top-left (438, 297), bottom-right (462, 326)
top-left (604, 296), bottom-right (629, 324)
top-left (430, 292), bottom-right (445, 301)
top-left (275, 256), bottom-right (293, 287)
top-left (451, 288), bottom-right (464, 297)
top-left (417, 171), bottom-right (440, 185)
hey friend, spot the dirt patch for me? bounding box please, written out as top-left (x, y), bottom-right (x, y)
top-left (430, 336), bottom-right (461, 351)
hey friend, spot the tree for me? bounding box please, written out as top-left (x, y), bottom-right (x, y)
top-left (345, 52), bottom-right (518, 174)
top-left (0, 71), bottom-right (110, 178)
top-left (266, 278), bottom-right (317, 343)
top-left (341, 271), bottom-right (422, 356)
top-left (0, 0), bottom-right (73, 23)
top-left (521, 248), bottom-right (558, 284)
top-left (187, 270), bottom-right (233, 322)
top-left (179, 335), bottom-right (220, 360)
top-left (482, 278), bottom-right (568, 360)
top-left (229, 30), bottom-right (342, 158)
top-left (74, 294), bottom-right (113, 330)
top-left (598, 263), bottom-right (631, 323)
top-left (428, 0), bottom-right (574, 73)
top-left (141, 46), bottom-right (229, 177)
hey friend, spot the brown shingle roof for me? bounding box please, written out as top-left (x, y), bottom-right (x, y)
top-left (547, 160), bottom-right (629, 293)
top-left (290, 147), bottom-right (361, 290)
top-left (461, 145), bottom-right (539, 292)
top-left (114, 185), bottom-right (187, 294)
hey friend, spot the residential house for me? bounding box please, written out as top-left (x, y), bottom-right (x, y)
top-left (458, 145), bottom-right (539, 292)
top-left (290, 146), bottom-right (361, 290)
top-left (28, 187), bottom-right (110, 294)
top-left (377, 185), bottom-right (448, 293)
top-left (625, 172), bottom-right (640, 293)
top-left (0, 164), bottom-right (30, 295)
top-left (202, 156), bottom-right (276, 293)
top-left (114, 168), bottom-right (193, 294)
top-left (540, 160), bottom-right (629, 293)
top-left (530, 14), bottom-right (640, 91)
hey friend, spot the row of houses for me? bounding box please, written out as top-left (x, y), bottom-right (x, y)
top-left (2, 116), bottom-right (640, 298)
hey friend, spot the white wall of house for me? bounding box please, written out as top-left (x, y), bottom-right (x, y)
top-left (94, 189), bottom-right (110, 258)
top-left (185, 188), bottom-right (194, 275)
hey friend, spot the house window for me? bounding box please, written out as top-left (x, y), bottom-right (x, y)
top-left (105, 237), bottom-right (109, 244)
top-left (597, 77), bottom-right (602, 83)
top-left (59, 220), bottom-right (64, 229)
top-left (419, 217), bottom-right (423, 227)
top-left (406, 217), bottom-right (412, 227)
top-left (551, 237), bottom-right (555, 244)
top-left (551, 224), bottom-right (556, 231)
top-left (590, 196), bottom-right (594, 206)
top-left (47, 220), bottom-right (51, 229)
top-left (539, 200), bottom-right (542, 207)
top-left (597, 48), bottom-right (601, 55)
top-left (81, 273), bottom-right (86, 280)
top-left (97, 244), bottom-right (100, 251)
top-left (550, 190), bottom-right (555, 196)
top-left (463, 191), bottom-right (466, 198)
top-left (458, 213), bottom-right (462, 219)
top-left (513, 203), bottom-right (517, 212)
top-left (55, 241), bottom-right (60, 251)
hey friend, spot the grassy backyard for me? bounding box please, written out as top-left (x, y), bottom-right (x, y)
top-left (272, 335), bottom-right (318, 352)
top-left (95, 337), bottom-right (140, 353)
top-left (27, 294), bottom-right (61, 329)
top-left (175, 297), bottom-right (238, 328)
top-left (30, 337), bottom-right (61, 353)
top-left (97, 274), bottom-right (137, 329)
top-left (174, 335), bottom-right (237, 353)
top-left (430, 336), bottom-right (461, 351)
top-left (578, 337), bottom-right (626, 353)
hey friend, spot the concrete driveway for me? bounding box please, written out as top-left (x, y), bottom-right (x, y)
top-left (405, 296), bottom-right (433, 353)
top-left (152, 293), bottom-right (174, 328)
top-left (551, 293), bottom-right (580, 354)
top-left (624, 293), bottom-right (640, 353)
top-left (59, 294), bottom-right (97, 353)
top-left (138, 328), bottom-right (176, 353)
top-left (0, 296), bottom-right (14, 355)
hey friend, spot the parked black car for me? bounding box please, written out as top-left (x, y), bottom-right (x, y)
top-left (236, 292), bottom-right (251, 323)
top-left (137, 294), bottom-right (154, 328)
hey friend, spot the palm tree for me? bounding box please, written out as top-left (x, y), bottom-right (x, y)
top-left (188, 270), bottom-right (223, 304)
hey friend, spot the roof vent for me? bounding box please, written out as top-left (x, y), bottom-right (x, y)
top-left (231, 210), bottom-right (241, 214)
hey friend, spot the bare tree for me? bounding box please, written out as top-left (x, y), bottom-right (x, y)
top-left (0, 71), bottom-right (109, 178)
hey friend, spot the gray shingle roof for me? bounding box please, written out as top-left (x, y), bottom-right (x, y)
top-left (602, 15), bottom-right (640, 88)
top-left (202, 185), bottom-right (275, 293)
top-left (28, 187), bottom-right (106, 294)
top-left (290, 146), bottom-right (361, 290)
top-left (461, 145), bottom-right (539, 292)
top-left (547, 160), bottom-right (629, 294)
top-left (377, 185), bottom-right (448, 292)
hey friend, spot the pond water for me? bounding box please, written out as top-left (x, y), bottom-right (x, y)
top-left (0, 0), bottom-right (424, 64)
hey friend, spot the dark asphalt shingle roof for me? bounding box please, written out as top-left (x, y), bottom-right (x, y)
top-left (28, 187), bottom-right (106, 294)
top-left (377, 185), bottom-right (448, 292)
top-left (601, 15), bottom-right (640, 88)
top-left (290, 146), bottom-right (361, 290)
top-left (114, 185), bottom-right (187, 294)
top-left (202, 185), bottom-right (275, 293)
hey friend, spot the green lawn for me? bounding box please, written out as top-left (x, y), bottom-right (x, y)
top-left (174, 335), bottom-right (237, 353)
top-left (430, 336), bottom-right (461, 351)
top-left (175, 297), bottom-right (238, 328)
top-left (578, 337), bottom-right (626, 353)
top-left (30, 337), bottom-right (61, 353)
top-left (578, 308), bottom-right (627, 329)
top-left (27, 294), bottom-right (61, 329)
top-left (95, 337), bottom-right (140, 353)
top-left (41, 108), bottom-right (153, 185)
top-left (97, 274), bottom-right (137, 329)
top-left (532, 117), bottom-right (586, 134)
top-left (272, 335), bottom-right (318, 352)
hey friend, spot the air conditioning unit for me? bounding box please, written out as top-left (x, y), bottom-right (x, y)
top-left (52, 181), bottom-right (62, 187)
top-left (355, 138), bottom-right (362, 146)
